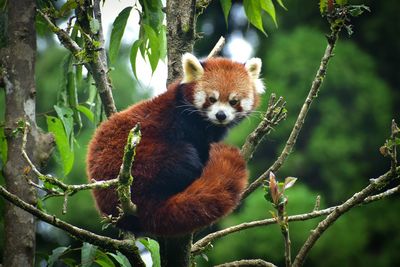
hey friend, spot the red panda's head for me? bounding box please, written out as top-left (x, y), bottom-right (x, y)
top-left (181, 53), bottom-right (265, 126)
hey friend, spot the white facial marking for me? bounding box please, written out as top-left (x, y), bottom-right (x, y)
top-left (207, 102), bottom-right (236, 125)
top-left (211, 90), bottom-right (220, 99)
top-left (241, 95), bottom-right (254, 112)
top-left (193, 91), bottom-right (206, 108)
top-left (254, 79), bottom-right (265, 94)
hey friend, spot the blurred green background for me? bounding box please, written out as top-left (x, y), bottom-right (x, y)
top-left (1, 0), bottom-right (399, 266)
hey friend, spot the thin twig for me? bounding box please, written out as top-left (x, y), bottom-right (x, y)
top-left (277, 204), bottom-right (291, 267)
top-left (292, 168), bottom-right (400, 267)
top-left (0, 185), bottom-right (146, 267)
top-left (241, 93), bottom-right (287, 161)
top-left (191, 181), bottom-right (400, 255)
top-left (207, 36), bottom-right (225, 58)
top-left (242, 22), bottom-right (342, 199)
top-left (21, 122), bottom-right (120, 195)
top-left (36, 9), bottom-right (82, 57)
top-left (214, 259), bottom-right (277, 267)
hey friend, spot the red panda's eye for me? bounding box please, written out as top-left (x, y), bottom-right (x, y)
top-left (209, 97), bottom-right (217, 103)
top-left (229, 99), bottom-right (238, 106)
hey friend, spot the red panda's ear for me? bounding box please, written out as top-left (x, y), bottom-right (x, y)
top-left (245, 57), bottom-right (262, 79)
top-left (182, 53), bottom-right (204, 83)
top-left (245, 58), bottom-right (265, 94)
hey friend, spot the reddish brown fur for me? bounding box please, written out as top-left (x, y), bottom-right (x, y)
top-left (87, 57), bottom-right (254, 236)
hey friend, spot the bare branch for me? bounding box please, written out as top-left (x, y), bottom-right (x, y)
top-left (292, 167), bottom-right (400, 267)
top-left (0, 185), bottom-right (146, 267)
top-left (242, 23), bottom-right (342, 199)
top-left (241, 93), bottom-right (287, 162)
top-left (207, 36), bottom-right (226, 58)
top-left (214, 259), bottom-right (277, 267)
top-left (192, 181), bottom-right (400, 255)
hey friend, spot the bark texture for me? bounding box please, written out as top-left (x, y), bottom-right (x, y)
top-left (0, 1), bottom-right (52, 266)
top-left (159, 1), bottom-right (197, 265)
top-left (166, 0), bottom-right (197, 84)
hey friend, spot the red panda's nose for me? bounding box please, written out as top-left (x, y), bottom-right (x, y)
top-left (216, 111), bottom-right (227, 122)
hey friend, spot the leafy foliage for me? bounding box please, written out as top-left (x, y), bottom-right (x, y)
top-left (130, 0), bottom-right (167, 78)
top-left (46, 115), bottom-right (74, 176)
top-left (109, 7), bottom-right (133, 64)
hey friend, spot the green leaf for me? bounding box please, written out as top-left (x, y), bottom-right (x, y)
top-left (130, 39), bottom-right (144, 79)
top-left (143, 24), bottom-right (161, 72)
top-left (46, 116), bottom-right (74, 175)
top-left (219, 0), bottom-right (232, 25)
top-left (94, 250), bottom-right (116, 267)
top-left (90, 18), bottom-right (100, 34)
top-left (77, 105), bottom-right (95, 123)
top-left (243, 0), bottom-right (267, 36)
top-left (139, 238), bottom-right (161, 267)
top-left (109, 6), bottom-right (133, 64)
top-left (261, 0), bottom-right (277, 27)
top-left (275, 0), bottom-right (287, 10)
top-left (107, 252), bottom-right (132, 267)
top-left (81, 243), bottom-right (98, 267)
top-left (53, 105), bottom-right (74, 145)
top-left (139, 0), bottom-right (164, 31)
top-left (48, 246), bottom-right (70, 267)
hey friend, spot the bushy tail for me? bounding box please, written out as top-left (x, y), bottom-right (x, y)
top-left (140, 143), bottom-right (248, 236)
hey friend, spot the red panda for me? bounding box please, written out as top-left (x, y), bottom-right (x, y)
top-left (87, 53), bottom-right (264, 236)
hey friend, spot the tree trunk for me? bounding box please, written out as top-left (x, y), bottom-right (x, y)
top-left (159, 1), bottom-right (197, 266)
top-left (1, 1), bottom-right (42, 266)
top-left (166, 0), bottom-right (197, 84)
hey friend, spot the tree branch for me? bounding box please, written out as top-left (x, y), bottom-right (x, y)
top-left (22, 122), bottom-right (119, 195)
top-left (0, 185), bottom-right (146, 267)
top-left (207, 36), bottom-right (225, 58)
top-left (241, 94), bottom-right (287, 162)
top-left (192, 181), bottom-right (400, 255)
top-left (214, 259), bottom-right (277, 267)
top-left (242, 23), bottom-right (342, 199)
top-left (38, 3), bottom-right (117, 118)
top-left (292, 167), bottom-right (400, 267)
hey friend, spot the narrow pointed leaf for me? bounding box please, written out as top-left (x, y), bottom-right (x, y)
top-left (130, 39), bottom-right (144, 79)
top-left (219, 0), bottom-right (232, 25)
top-left (243, 0), bottom-right (267, 35)
top-left (109, 6), bottom-right (133, 64)
top-left (275, 0), bottom-right (287, 10)
top-left (53, 105), bottom-right (74, 146)
top-left (261, 0), bottom-right (277, 27)
top-left (77, 105), bottom-right (95, 123)
top-left (47, 115), bottom-right (74, 175)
